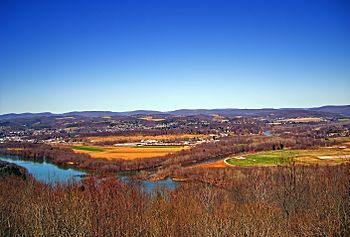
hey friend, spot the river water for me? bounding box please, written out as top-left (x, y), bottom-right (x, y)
top-left (0, 156), bottom-right (85, 183)
top-left (0, 155), bottom-right (176, 192)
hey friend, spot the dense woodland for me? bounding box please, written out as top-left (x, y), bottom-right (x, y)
top-left (1, 163), bottom-right (349, 237)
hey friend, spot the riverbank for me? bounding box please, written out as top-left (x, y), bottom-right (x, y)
top-left (0, 159), bottom-right (29, 180)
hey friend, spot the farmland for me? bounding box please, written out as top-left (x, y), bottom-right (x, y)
top-left (71, 145), bottom-right (188, 160)
top-left (72, 146), bottom-right (109, 152)
top-left (70, 134), bottom-right (201, 160)
top-left (277, 117), bottom-right (322, 123)
top-left (138, 116), bottom-right (166, 121)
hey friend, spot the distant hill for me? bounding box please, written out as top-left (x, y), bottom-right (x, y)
top-left (63, 110), bottom-right (164, 117)
top-left (169, 109), bottom-right (278, 116)
top-left (62, 111), bottom-right (120, 117)
top-left (121, 110), bottom-right (165, 116)
top-left (307, 105), bottom-right (350, 116)
top-left (1, 105), bottom-right (349, 120)
top-left (0, 112), bottom-right (54, 120)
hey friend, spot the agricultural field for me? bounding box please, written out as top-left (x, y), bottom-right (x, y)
top-left (71, 145), bottom-right (189, 160)
top-left (72, 146), bottom-right (108, 152)
top-left (277, 117), bottom-right (322, 123)
top-left (210, 114), bottom-right (225, 119)
top-left (138, 116), bottom-right (166, 121)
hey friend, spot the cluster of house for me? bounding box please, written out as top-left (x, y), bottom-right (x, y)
top-left (113, 134), bottom-right (227, 147)
top-left (113, 139), bottom-right (206, 147)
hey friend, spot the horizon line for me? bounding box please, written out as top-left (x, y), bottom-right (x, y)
top-left (1, 104), bottom-right (349, 116)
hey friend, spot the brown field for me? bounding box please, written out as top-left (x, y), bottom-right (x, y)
top-left (6, 148), bottom-right (25, 151)
top-left (71, 145), bottom-right (189, 160)
top-left (85, 134), bottom-right (208, 143)
top-left (211, 114), bottom-right (225, 119)
top-left (278, 117), bottom-right (322, 123)
top-left (292, 146), bottom-right (350, 165)
top-left (197, 159), bottom-right (228, 168)
top-left (138, 116), bottom-right (166, 121)
top-left (63, 127), bottom-right (78, 131)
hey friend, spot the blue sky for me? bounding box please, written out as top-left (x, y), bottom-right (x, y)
top-left (0, 0), bottom-right (349, 114)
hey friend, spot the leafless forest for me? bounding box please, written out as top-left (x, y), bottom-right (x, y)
top-left (1, 163), bottom-right (349, 237)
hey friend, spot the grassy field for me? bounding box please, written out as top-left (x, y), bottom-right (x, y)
top-left (72, 146), bottom-right (110, 152)
top-left (225, 150), bottom-right (293, 166)
top-left (225, 147), bottom-right (350, 166)
top-left (71, 145), bottom-right (188, 160)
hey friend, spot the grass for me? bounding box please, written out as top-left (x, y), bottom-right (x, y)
top-left (72, 146), bottom-right (109, 152)
top-left (226, 150), bottom-right (293, 166)
top-left (225, 146), bottom-right (350, 167)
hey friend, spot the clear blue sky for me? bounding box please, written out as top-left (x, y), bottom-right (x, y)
top-left (0, 0), bottom-right (349, 114)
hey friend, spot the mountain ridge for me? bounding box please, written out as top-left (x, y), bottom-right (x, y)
top-left (1, 105), bottom-right (349, 120)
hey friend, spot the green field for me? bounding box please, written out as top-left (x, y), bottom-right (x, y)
top-left (225, 150), bottom-right (296, 166)
top-left (72, 146), bottom-right (109, 152)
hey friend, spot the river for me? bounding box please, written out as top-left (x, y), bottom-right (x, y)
top-left (0, 155), bottom-right (176, 192)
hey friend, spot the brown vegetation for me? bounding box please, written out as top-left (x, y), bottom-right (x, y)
top-left (196, 159), bottom-right (228, 168)
top-left (0, 163), bottom-right (349, 236)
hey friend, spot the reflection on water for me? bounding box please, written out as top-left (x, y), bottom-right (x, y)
top-left (0, 155), bottom-right (177, 193)
top-left (0, 155), bottom-right (85, 184)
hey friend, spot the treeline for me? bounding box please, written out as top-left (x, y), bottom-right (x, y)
top-left (271, 122), bottom-right (350, 139)
top-left (1, 163), bottom-right (349, 236)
